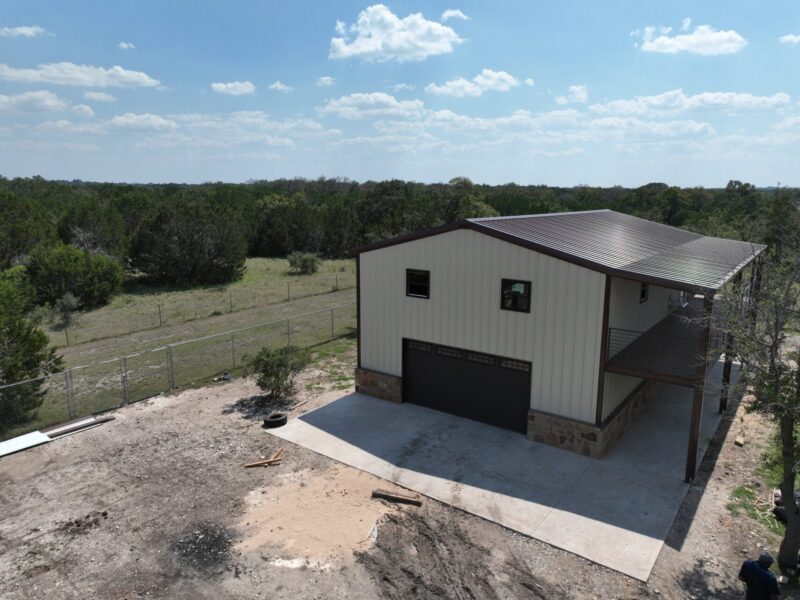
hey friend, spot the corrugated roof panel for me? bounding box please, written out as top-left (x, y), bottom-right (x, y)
top-left (469, 210), bottom-right (764, 290)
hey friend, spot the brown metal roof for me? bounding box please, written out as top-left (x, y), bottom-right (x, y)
top-left (356, 209), bottom-right (765, 291)
top-left (470, 210), bottom-right (765, 291)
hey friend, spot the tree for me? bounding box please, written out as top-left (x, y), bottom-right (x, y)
top-left (27, 243), bottom-right (123, 309)
top-left (132, 198), bottom-right (247, 285)
top-left (722, 192), bottom-right (800, 569)
top-left (0, 190), bottom-right (54, 269)
top-left (54, 293), bottom-right (80, 329)
top-left (0, 271), bottom-right (63, 436)
top-left (287, 252), bottom-right (320, 275)
top-left (248, 346), bottom-right (309, 402)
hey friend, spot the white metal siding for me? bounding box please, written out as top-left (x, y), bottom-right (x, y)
top-left (601, 277), bottom-right (680, 418)
top-left (359, 229), bottom-right (606, 423)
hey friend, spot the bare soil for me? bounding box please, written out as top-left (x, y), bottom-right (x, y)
top-left (0, 343), bottom-right (794, 599)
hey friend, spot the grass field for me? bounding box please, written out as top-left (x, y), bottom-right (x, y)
top-left (45, 257), bottom-right (356, 350)
top-left (1, 258), bottom-right (357, 441)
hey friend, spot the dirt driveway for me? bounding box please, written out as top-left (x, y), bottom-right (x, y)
top-left (0, 341), bottom-right (789, 599)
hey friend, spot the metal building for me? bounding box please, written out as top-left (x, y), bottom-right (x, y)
top-left (355, 209), bottom-right (764, 481)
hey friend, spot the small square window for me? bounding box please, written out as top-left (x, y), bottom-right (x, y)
top-left (501, 279), bottom-right (531, 313)
top-left (639, 283), bottom-right (649, 304)
top-left (406, 269), bottom-right (430, 299)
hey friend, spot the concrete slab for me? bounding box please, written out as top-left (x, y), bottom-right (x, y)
top-left (268, 359), bottom-right (736, 581)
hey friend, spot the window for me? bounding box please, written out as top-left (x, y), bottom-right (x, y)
top-left (501, 279), bottom-right (531, 313)
top-left (406, 269), bottom-right (430, 299)
top-left (639, 283), bottom-right (649, 304)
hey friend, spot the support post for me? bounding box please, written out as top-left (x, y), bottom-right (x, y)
top-left (120, 357), bottom-right (129, 405)
top-left (720, 271), bottom-right (743, 413)
top-left (685, 293), bottom-right (714, 483)
top-left (64, 369), bottom-right (76, 419)
top-left (166, 346), bottom-right (175, 390)
top-left (748, 257), bottom-right (762, 332)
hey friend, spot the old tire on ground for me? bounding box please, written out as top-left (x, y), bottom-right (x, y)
top-left (262, 412), bottom-right (287, 429)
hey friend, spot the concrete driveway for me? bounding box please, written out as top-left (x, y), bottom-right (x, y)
top-left (268, 360), bottom-right (735, 581)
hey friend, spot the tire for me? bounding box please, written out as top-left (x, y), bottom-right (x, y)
top-left (262, 412), bottom-right (288, 429)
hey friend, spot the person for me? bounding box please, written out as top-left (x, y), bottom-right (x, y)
top-left (739, 552), bottom-right (781, 600)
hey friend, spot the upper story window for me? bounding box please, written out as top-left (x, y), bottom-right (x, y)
top-left (501, 279), bottom-right (531, 313)
top-left (639, 283), bottom-right (649, 304)
top-left (406, 269), bottom-right (430, 299)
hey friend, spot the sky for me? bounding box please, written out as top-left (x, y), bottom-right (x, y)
top-left (1, 1), bottom-right (799, 187)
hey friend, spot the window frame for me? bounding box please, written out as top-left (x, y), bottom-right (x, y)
top-left (639, 282), bottom-right (650, 304)
top-left (406, 269), bottom-right (430, 299)
top-left (500, 278), bottom-right (532, 313)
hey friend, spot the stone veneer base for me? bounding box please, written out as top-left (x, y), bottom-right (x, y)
top-left (355, 368), bottom-right (402, 403)
top-left (526, 381), bottom-right (658, 458)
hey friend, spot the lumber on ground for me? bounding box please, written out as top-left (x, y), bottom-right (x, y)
top-left (371, 489), bottom-right (422, 506)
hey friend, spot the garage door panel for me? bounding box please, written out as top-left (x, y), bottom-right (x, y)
top-left (403, 340), bottom-right (530, 433)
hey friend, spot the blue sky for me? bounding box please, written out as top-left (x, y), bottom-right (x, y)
top-left (1, 1), bottom-right (799, 186)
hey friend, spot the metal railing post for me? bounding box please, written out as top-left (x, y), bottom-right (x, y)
top-left (166, 346), bottom-right (175, 390)
top-left (120, 357), bottom-right (129, 405)
top-left (65, 370), bottom-right (76, 419)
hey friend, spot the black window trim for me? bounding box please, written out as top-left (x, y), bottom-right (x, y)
top-left (500, 278), bottom-right (532, 313)
top-left (639, 282), bottom-right (649, 304)
top-left (406, 268), bottom-right (430, 299)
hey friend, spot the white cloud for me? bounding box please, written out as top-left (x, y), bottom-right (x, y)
top-left (0, 62), bottom-right (160, 87)
top-left (210, 81), bottom-right (256, 95)
top-left (425, 68), bottom-right (519, 97)
top-left (117, 41), bottom-right (136, 50)
top-left (441, 9), bottom-right (470, 21)
top-left (591, 89), bottom-right (790, 115)
top-left (525, 78), bottom-right (535, 87)
top-left (330, 4), bottom-right (463, 63)
top-left (556, 84), bottom-right (588, 105)
top-left (0, 25), bottom-right (46, 38)
top-left (0, 90), bottom-right (66, 112)
top-left (681, 18), bottom-right (692, 32)
top-left (589, 116), bottom-right (715, 137)
top-left (635, 23), bottom-right (747, 55)
top-left (108, 113), bottom-right (177, 130)
top-left (773, 115), bottom-right (800, 130)
top-left (319, 92), bottom-right (424, 119)
top-left (268, 80), bottom-right (293, 92)
top-left (316, 76), bottom-right (335, 87)
top-left (72, 104), bottom-right (94, 117)
top-left (392, 83), bottom-right (415, 92)
top-left (335, 20), bottom-right (347, 35)
top-left (779, 34), bottom-right (800, 45)
top-left (84, 91), bottom-right (116, 102)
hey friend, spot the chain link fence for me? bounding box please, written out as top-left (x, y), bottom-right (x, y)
top-left (1, 302), bottom-right (357, 442)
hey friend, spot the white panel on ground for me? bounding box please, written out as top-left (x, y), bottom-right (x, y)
top-left (0, 431), bottom-right (51, 458)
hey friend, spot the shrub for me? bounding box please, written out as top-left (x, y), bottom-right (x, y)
top-left (287, 252), bottom-right (320, 275)
top-left (248, 346), bottom-right (310, 401)
top-left (27, 243), bottom-right (123, 309)
top-left (0, 312), bottom-right (63, 436)
top-left (54, 293), bottom-right (79, 328)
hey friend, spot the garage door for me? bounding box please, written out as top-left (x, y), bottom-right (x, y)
top-left (402, 339), bottom-right (531, 433)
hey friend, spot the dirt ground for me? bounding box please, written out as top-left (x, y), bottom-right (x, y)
top-left (0, 343), bottom-right (795, 599)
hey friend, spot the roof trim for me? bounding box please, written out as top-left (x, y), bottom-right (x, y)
top-left (353, 212), bottom-right (764, 292)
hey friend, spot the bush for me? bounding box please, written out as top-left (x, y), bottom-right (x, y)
top-left (248, 346), bottom-right (310, 401)
top-left (132, 199), bottom-right (247, 285)
top-left (0, 312), bottom-right (63, 436)
top-left (287, 252), bottom-right (320, 275)
top-left (54, 293), bottom-right (79, 328)
top-left (27, 243), bottom-right (123, 309)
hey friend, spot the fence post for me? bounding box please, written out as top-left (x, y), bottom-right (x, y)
top-left (230, 333), bottom-right (236, 369)
top-left (286, 319), bottom-right (291, 346)
top-left (287, 282), bottom-right (290, 301)
top-left (120, 357), bottom-right (129, 405)
top-left (158, 304), bottom-right (163, 327)
top-left (166, 346), bottom-right (175, 390)
top-left (229, 291), bottom-right (233, 313)
top-left (330, 308), bottom-right (335, 340)
top-left (65, 370), bottom-right (76, 419)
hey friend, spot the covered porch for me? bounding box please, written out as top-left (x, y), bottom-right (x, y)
top-left (603, 295), bottom-right (735, 482)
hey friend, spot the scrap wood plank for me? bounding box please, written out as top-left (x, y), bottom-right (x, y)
top-left (372, 488), bottom-right (422, 507)
top-left (244, 447), bottom-right (285, 468)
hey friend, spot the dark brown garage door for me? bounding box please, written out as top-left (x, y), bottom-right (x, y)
top-left (402, 339), bottom-right (531, 433)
